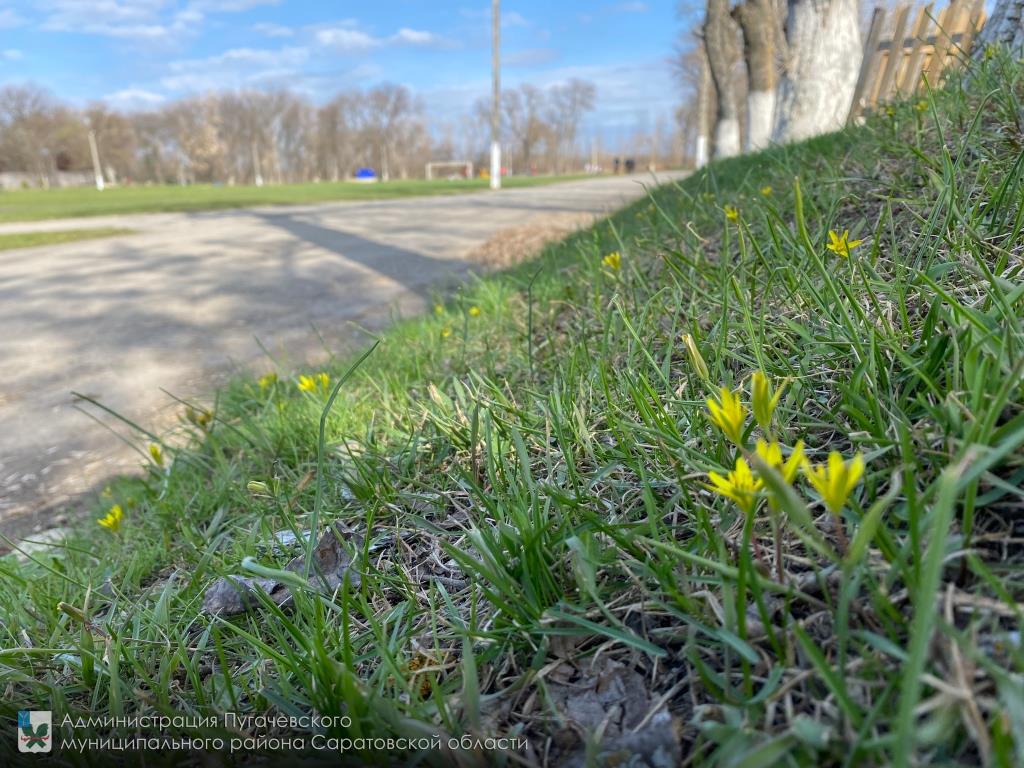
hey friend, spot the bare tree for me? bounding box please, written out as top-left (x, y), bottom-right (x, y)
top-left (974, 0), bottom-right (1024, 56)
top-left (703, 0), bottom-right (742, 158)
top-left (131, 111), bottom-right (173, 184)
top-left (84, 103), bottom-right (137, 184)
top-left (0, 85), bottom-right (89, 182)
top-left (773, 0), bottom-right (861, 144)
top-left (364, 84), bottom-right (417, 182)
top-left (545, 79), bottom-right (596, 173)
top-left (673, 31), bottom-right (715, 169)
top-left (732, 0), bottom-right (779, 151)
top-left (167, 97), bottom-right (226, 183)
top-left (503, 84), bottom-right (548, 174)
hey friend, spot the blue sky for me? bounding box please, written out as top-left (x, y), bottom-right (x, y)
top-left (0, 1), bottom-right (694, 142)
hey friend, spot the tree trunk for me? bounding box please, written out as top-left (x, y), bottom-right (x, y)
top-left (733, 0), bottom-right (778, 151)
top-left (694, 48), bottom-right (712, 168)
top-left (704, 0), bottom-right (742, 158)
top-left (974, 0), bottom-right (1024, 56)
top-left (773, 0), bottom-right (861, 144)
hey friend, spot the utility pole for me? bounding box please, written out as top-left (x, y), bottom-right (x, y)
top-left (87, 129), bottom-right (104, 191)
top-left (490, 0), bottom-right (501, 190)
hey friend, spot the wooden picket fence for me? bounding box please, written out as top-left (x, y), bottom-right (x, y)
top-left (848, 0), bottom-right (986, 122)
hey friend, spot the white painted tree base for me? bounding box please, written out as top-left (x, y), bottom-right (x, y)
top-left (746, 90), bottom-right (775, 152)
top-left (773, 0), bottom-right (861, 144)
top-left (714, 118), bottom-right (741, 159)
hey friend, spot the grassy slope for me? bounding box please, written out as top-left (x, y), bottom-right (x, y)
top-left (0, 174), bottom-right (585, 223)
top-left (0, 227), bottom-right (133, 251)
top-left (2, 58), bottom-right (1023, 766)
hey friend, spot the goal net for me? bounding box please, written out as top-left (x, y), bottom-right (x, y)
top-left (425, 161), bottom-right (473, 180)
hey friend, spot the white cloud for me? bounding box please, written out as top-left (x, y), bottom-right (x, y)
top-left (615, 2), bottom-right (649, 12)
top-left (36, 0), bottom-right (280, 41)
top-left (105, 87), bottom-right (166, 105)
top-left (391, 28), bottom-right (439, 45)
top-left (161, 45), bottom-right (310, 91)
top-left (252, 21), bottom-right (293, 37)
top-left (314, 24), bottom-right (448, 52)
top-left (1, 48), bottom-right (22, 60)
top-left (0, 8), bottom-right (26, 28)
top-left (315, 27), bottom-right (380, 52)
top-left (502, 11), bottom-right (529, 28)
top-left (190, 0), bottom-right (279, 10)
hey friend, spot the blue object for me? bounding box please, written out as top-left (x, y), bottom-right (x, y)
top-left (355, 168), bottom-right (376, 179)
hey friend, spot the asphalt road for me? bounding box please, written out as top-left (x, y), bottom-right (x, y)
top-left (0, 173), bottom-right (679, 538)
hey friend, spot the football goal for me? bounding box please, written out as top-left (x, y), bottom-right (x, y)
top-left (425, 161), bottom-right (473, 180)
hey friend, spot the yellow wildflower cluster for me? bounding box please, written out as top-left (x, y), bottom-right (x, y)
top-left (602, 251), bottom-right (622, 271)
top-left (703, 372), bottom-right (864, 520)
top-left (724, 205), bottom-right (740, 223)
top-left (258, 372), bottom-right (278, 390)
top-left (298, 372), bottom-right (330, 393)
top-left (467, 306), bottom-right (481, 318)
top-left (826, 229), bottom-right (864, 259)
top-left (97, 504), bottom-right (124, 532)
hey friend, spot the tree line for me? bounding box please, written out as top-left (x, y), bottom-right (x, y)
top-left (0, 78), bottom-right (599, 187)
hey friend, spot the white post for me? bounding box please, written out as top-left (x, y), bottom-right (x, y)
top-left (490, 0), bottom-right (501, 190)
top-left (88, 130), bottom-right (104, 191)
top-left (251, 141), bottom-right (264, 187)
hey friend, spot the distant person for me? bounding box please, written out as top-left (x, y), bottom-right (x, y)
top-left (613, 157), bottom-right (621, 175)
top-left (625, 158), bottom-right (636, 174)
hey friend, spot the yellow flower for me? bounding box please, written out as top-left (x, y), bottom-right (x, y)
top-left (148, 443), bottom-right (164, 466)
top-left (602, 251), bottom-right (622, 271)
top-left (433, 304), bottom-right (444, 315)
top-left (97, 504), bottom-right (124, 532)
top-left (915, 100), bottom-right (928, 113)
top-left (258, 372), bottom-right (278, 389)
top-left (803, 451), bottom-right (865, 514)
top-left (706, 457), bottom-right (762, 514)
top-left (826, 229), bottom-right (864, 258)
top-left (754, 439), bottom-right (804, 484)
top-left (760, 186), bottom-right (772, 197)
top-left (724, 205), bottom-right (739, 222)
top-left (468, 306), bottom-right (481, 318)
top-left (298, 373), bottom-right (330, 393)
top-left (750, 371), bottom-right (784, 432)
top-left (706, 386), bottom-right (747, 446)
top-left (681, 333), bottom-right (710, 383)
top-left (440, 325), bottom-right (452, 339)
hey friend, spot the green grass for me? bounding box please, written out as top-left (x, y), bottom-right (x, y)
top-left (0, 174), bottom-right (587, 223)
top-left (0, 227), bottom-right (134, 251)
top-left (3, 54), bottom-right (1024, 767)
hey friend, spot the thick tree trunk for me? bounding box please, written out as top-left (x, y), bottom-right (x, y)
top-left (704, 0), bottom-right (742, 158)
top-left (974, 0), bottom-right (1024, 56)
top-left (733, 0), bottom-right (778, 151)
top-left (773, 0), bottom-right (861, 144)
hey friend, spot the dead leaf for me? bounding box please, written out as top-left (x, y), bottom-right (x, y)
top-left (202, 522), bottom-right (359, 616)
top-left (545, 659), bottom-right (682, 767)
